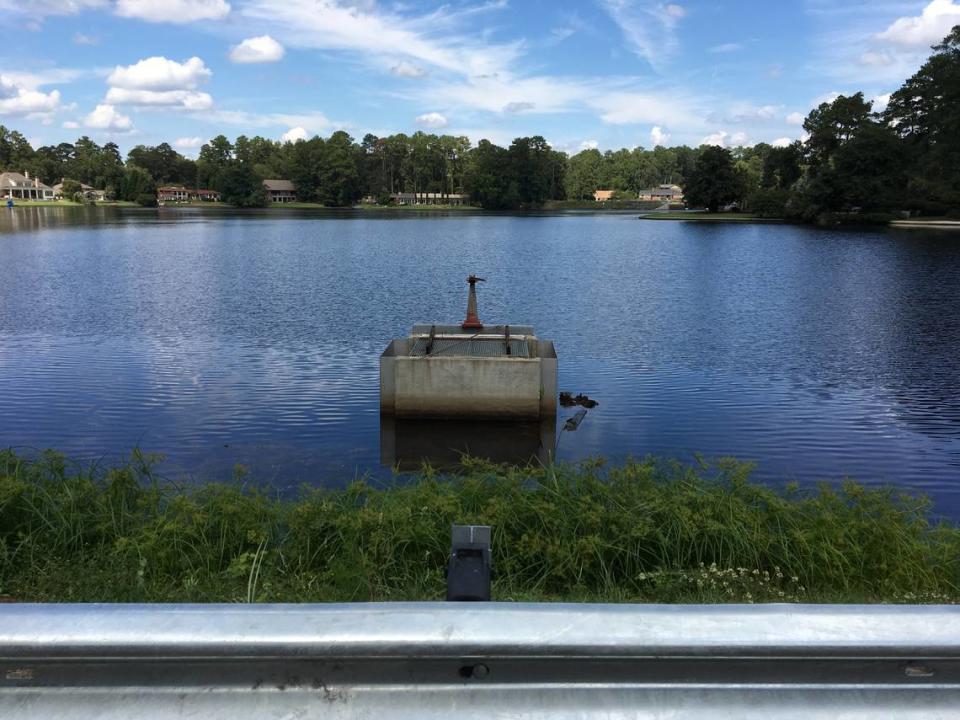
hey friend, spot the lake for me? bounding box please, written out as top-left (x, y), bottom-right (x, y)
top-left (2, 206), bottom-right (959, 515)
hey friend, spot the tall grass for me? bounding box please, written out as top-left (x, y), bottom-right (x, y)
top-left (0, 449), bottom-right (957, 603)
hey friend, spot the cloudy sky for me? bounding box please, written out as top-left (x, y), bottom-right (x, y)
top-left (1, 0), bottom-right (958, 154)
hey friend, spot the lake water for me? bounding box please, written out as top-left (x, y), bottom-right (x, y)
top-left (2, 207), bottom-right (959, 515)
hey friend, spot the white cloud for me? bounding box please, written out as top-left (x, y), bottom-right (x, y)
top-left (201, 109), bottom-right (340, 136)
top-left (0, 75), bottom-right (60, 115)
top-left (115, 0), bottom-right (230, 23)
top-left (108, 56), bottom-right (211, 91)
top-left (503, 101), bottom-right (535, 113)
top-left (650, 125), bottom-right (670, 146)
top-left (580, 139), bottom-right (599, 150)
top-left (591, 89), bottom-right (701, 126)
top-left (786, 111), bottom-right (805, 125)
top-left (871, 92), bottom-right (892, 112)
top-left (700, 130), bottom-right (748, 147)
top-left (73, 32), bottom-right (99, 45)
top-left (105, 56), bottom-right (213, 110)
top-left (84, 103), bottom-right (133, 131)
top-left (771, 137), bottom-right (793, 148)
top-left (859, 50), bottom-right (894, 66)
top-left (62, 120), bottom-right (80, 129)
top-left (415, 111), bottom-right (448, 128)
top-left (174, 136), bottom-right (205, 149)
top-left (598, 0), bottom-right (688, 69)
top-left (876, 0), bottom-right (960, 47)
top-left (709, 42), bottom-right (743, 53)
top-left (230, 35), bottom-right (285, 64)
top-left (281, 126), bottom-right (309, 142)
top-left (665, 4), bottom-right (686, 19)
top-left (241, 0), bottom-right (520, 79)
top-left (391, 61), bottom-right (426, 78)
top-left (105, 88), bottom-right (213, 110)
top-left (0, 0), bottom-right (106, 16)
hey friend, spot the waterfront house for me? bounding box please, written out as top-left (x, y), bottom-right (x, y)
top-left (638, 184), bottom-right (684, 203)
top-left (53, 180), bottom-right (107, 201)
top-left (192, 189), bottom-right (221, 202)
top-left (262, 179), bottom-right (296, 203)
top-left (157, 186), bottom-right (190, 202)
top-left (389, 192), bottom-right (470, 206)
top-left (0, 171), bottom-right (54, 201)
top-left (593, 189), bottom-right (615, 202)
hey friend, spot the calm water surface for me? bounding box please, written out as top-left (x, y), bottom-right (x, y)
top-left (2, 207), bottom-right (959, 514)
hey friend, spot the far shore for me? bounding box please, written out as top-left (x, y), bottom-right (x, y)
top-left (639, 212), bottom-right (784, 223)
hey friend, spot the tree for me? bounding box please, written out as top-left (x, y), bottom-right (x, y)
top-left (803, 92), bottom-right (872, 165)
top-left (683, 146), bottom-right (742, 212)
top-left (465, 140), bottom-right (512, 209)
top-left (885, 25), bottom-right (960, 209)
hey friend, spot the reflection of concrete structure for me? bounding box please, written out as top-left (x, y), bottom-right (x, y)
top-left (380, 416), bottom-right (556, 470)
top-left (1, 172), bottom-right (54, 200)
top-left (381, 323), bottom-right (557, 419)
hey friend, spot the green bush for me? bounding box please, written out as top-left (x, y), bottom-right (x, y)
top-left (1, 450), bottom-right (957, 604)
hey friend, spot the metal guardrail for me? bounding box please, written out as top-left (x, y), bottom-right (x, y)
top-left (1, 603), bottom-right (958, 718)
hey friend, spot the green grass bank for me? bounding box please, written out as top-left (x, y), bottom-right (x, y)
top-left (1, 449), bottom-right (957, 604)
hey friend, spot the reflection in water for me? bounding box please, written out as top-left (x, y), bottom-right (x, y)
top-left (380, 416), bottom-right (557, 470)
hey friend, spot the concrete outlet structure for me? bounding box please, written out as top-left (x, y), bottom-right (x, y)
top-left (381, 324), bottom-right (557, 419)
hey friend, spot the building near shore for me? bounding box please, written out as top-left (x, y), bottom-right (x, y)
top-left (262, 179), bottom-right (296, 203)
top-left (638, 184), bottom-right (684, 203)
top-left (1, 171), bottom-right (54, 201)
top-left (593, 189), bottom-right (615, 202)
top-left (157, 187), bottom-right (221, 203)
top-left (53, 180), bottom-right (107, 201)
top-left (389, 192), bottom-right (470, 206)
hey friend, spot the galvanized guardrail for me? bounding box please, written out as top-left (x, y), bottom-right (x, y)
top-left (1, 603), bottom-right (958, 718)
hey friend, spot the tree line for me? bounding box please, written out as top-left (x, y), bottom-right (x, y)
top-left (2, 26), bottom-right (958, 218)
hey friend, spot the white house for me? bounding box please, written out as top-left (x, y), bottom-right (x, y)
top-left (0, 171), bottom-right (55, 201)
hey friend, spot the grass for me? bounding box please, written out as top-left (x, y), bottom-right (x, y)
top-left (640, 212), bottom-right (784, 223)
top-left (0, 449), bottom-right (957, 604)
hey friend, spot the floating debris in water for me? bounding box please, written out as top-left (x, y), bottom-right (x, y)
top-left (559, 392), bottom-right (598, 409)
top-left (563, 409), bottom-right (588, 431)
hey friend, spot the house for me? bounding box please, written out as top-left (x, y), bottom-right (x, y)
top-left (638, 184), bottom-right (684, 203)
top-left (0, 171), bottom-right (55, 201)
top-left (191, 189), bottom-right (220, 202)
top-left (52, 180), bottom-right (107, 201)
top-left (157, 186), bottom-right (190, 202)
top-left (262, 179), bottom-right (296, 203)
top-left (389, 192), bottom-right (470, 206)
top-left (593, 189), bottom-right (615, 202)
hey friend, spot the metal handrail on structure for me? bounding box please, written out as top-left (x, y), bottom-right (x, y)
top-left (1, 602), bottom-right (958, 718)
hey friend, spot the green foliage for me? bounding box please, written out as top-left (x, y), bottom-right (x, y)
top-left (746, 187), bottom-right (791, 217)
top-left (0, 450), bottom-right (957, 604)
top-left (60, 179), bottom-right (82, 197)
top-left (683, 146), bottom-right (743, 212)
top-left (120, 165), bottom-right (156, 202)
top-left (135, 193), bottom-right (158, 207)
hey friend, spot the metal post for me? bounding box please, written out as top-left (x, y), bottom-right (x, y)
top-left (446, 525), bottom-right (492, 601)
top-left (462, 275), bottom-right (485, 330)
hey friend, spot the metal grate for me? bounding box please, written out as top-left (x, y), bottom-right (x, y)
top-left (410, 337), bottom-right (531, 358)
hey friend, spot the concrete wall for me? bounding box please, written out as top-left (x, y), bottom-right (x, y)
top-left (539, 340), bottom-right (557, 416)
top-left (391, 356), bottom-right (543, 418)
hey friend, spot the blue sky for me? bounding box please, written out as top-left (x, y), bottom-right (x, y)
top-left (1, 0), bottom-right (958, 155)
